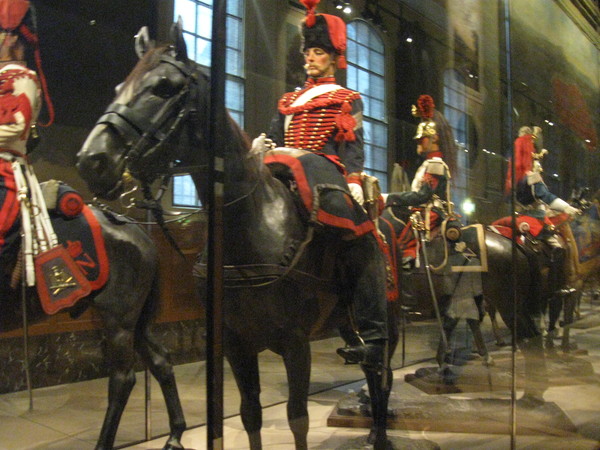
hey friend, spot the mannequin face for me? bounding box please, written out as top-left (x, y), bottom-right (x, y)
top-left (416, 134), bottom-right (439, 156)
top-left (303, 47), bottom-right (336, 78)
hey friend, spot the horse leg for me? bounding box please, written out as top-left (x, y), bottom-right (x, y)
top-left (96, 326), bottom-right (137, 450)
top-left (281, 330), bottom-right (311, 450)
top-left (224, 332), bottom-right (262, 450)
top-left (467, 318), bottom-right (493, 366)
top-left (518, 334), bottom-right (548, 406)
top-left (437, 312), bottom-right (458, 368)
top-left (485, 301), bottom-right (506, 346)
top-left (135, 326), bottom-right (186, 449)
top-left (546, 294), bottom-right (562, 349)
top-left (363, 363), bottom-right (389, 450)
top-left (560, 290), bottom-right (578, 352)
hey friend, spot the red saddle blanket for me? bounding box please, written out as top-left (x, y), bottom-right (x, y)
top-left (491, 215), bottom-right (552, 239)
top-left (264, 148), bottom-right (374, 237)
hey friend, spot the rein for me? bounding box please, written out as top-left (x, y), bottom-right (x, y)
top-left (93, 50), bottom-right (265, 254)
top-left (95, 53), bottom-right (203, 180)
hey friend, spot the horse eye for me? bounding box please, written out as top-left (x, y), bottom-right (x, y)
top-left (152, 76), bottom-right (179, 98)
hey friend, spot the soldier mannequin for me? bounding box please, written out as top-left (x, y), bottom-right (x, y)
top-left (0, 0), bottom-right (43, 257)
top-left (268, 0), bottom-right (387, 365)
top-left (511, 125), bottom-right (580, 294)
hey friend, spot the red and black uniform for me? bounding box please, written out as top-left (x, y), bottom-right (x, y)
top-left (0, 63), bottom-right (41, 254)
top-left (268, 76), bottom-right (364, 178)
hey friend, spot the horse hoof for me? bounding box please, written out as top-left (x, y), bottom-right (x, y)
top-left (162, 441), bottom-right (184, 450)
top-left (367, 429), bottom-right (391, 449)
top-left (482, 355), bottom-right (495, 367)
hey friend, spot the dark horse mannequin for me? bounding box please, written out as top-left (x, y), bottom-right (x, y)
top-left (0, 207), bottom-right (185, 450)
top-left (77, 24), bottom-right (398, 449)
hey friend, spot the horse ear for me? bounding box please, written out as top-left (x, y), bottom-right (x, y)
top-left (134, 26), bottom-right (154, 59)
top-left (170, 17), bottom-right (188, 61)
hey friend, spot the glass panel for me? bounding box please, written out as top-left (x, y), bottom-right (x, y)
top-left (174, 0), bottom-right (196, 31)
top-left (227, 0), bottom-right (242, 16)
top-left (174, 175), bottom-right (201, 206)
top-left (197, 4), bottom-right (213, 39)
top-left (12, 2), bottom-right (599, 449)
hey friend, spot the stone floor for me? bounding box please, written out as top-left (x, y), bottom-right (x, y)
top-left (1, 294), bottom-right (599, 449)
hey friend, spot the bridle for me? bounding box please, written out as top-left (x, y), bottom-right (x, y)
top-left (94, 50), bottom-right (208, 182)
top-left (92, 49), bottom-right (209, 255)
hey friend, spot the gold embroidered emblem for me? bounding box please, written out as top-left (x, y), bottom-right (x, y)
top-left (48, 265), bottom-right (77, 295)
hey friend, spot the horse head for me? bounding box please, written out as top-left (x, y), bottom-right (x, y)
top-left (77, 21), bottom-right (210, 200)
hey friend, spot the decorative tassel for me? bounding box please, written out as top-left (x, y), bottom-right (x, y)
top-left (336, 54), bottom-right (347, 69)
top-left (335, 100), bottom-right (356, 142)
top-left (10, 250), bottom-right (22, 290)
top-left (300, 0), bottom-right (319, 27)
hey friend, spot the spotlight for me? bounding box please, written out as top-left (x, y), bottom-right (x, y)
top-left (342, 2), bottom-right (352, 14)
top-left (462, 198), bottom-right (476, 216)
top-left (405, 36), bottom-right (413, 43)
top-left (334, 0), bottom-right (343, 10)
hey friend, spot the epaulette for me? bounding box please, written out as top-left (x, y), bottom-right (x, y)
top-left (424, 158), bottom-right (447, 176)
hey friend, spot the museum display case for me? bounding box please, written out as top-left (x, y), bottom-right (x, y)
top-left (0, 0), bottom-right (598, 448)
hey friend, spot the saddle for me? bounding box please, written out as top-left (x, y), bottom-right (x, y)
top-left (264, 148), bottom-right (374, 237)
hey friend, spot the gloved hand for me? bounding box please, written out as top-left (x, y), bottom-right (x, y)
top-left (564, 204), bottom-right (582, 216)
top-left (549, 198), bottom-right (581, 217)
top-left (250, 133), bottom-right (275, 154)
top-left (348, 182), bottom-right (364, 205)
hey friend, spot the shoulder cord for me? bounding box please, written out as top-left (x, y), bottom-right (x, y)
top-left (11, 162), bottom-right (35, 285)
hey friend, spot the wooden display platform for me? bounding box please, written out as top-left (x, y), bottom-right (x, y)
top-left (328, 393), bottom-right (577, 436)
top-left (404, 352), bottom-right (596, 395)
top-left (327, 349), bottom-right (598, 436)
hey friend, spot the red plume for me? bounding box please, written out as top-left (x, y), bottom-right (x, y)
top-left (417, 94), bottom-right (435, 119)
top-left (300, 0), bottom-right (320, 27)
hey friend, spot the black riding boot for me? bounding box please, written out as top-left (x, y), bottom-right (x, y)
top-left (336, 234), bottom-right (388, 367)
top-left (400, 257), bottom-right (417, 309)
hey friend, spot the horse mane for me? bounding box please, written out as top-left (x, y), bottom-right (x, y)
top-left (226, 112), bottom-right (252, 153)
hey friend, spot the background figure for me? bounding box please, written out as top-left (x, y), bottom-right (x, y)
top-left (267, 0), bottom-right (387, 365)
top-left (387, 95), bottom-right (459, 268)
top-left (0, 0), bottom-right (43, 260)
top-left (508, 125), bottom-right (580, 295)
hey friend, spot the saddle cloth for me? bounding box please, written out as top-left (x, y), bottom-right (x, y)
top-left (2, 181), bottom-right (109, 314)
top-left (491, 214), bottom-right (550, 238)
top-left (449, 224), bottom-right (488, 272)
top-left (264, 148), bottom-right (374, 237)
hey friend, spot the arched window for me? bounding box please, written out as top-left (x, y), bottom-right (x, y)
top-left (443, 68), bottom-right (469, 212)
top-left (172, 0), bottom-right (245, 206)
top-left (346, 20), bottom-right (388, 191)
